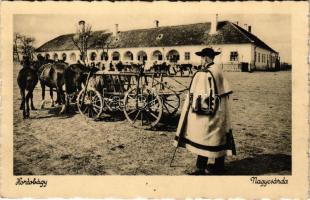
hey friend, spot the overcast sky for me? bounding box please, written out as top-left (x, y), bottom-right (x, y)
top-left (14, 5), bottom-right (291, 63)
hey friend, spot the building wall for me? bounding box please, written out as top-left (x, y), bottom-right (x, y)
top-left (36, 50), bottom-right (81, 64)
top-left (212, 44), bottom-right (252, 71)
top-left (214, 43), bottom-right (253, 63)
top-left (253, 46), bottom-right (278, 70)
top-left (36, 43), bottom-right (278, 72)
top-left (86, 46), bottom-right (206, 67)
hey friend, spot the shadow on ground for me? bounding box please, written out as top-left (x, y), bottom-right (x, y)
top-left (154, 114), bottom-right (180, 132)
top-left (224, 153), bottom-right (291, 175)
top-left (96, 111), bottom-right (126, 122)
top-left (34, 105), bottom-right (77, 119)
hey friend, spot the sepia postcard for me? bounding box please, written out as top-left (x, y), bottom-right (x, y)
top-left (0, 1), bottom-right (309, 198)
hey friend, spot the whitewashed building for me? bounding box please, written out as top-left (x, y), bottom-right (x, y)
top-left (35, 16), bottom-right (279, 71)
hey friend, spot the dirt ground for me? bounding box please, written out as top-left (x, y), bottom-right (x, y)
top-left (13, 62), bottom-right (291, 175)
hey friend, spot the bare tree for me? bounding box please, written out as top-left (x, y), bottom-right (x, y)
top-left (21, 36), bottom-right (36, 59)
top-left (94, 30), bottom-right (114, 62)
top-left (13, 32), bottom-right (21, 62)
top-left (13, 33), bottom-right (36, 61)
top-left (72, 20), bottom-right (92, 64)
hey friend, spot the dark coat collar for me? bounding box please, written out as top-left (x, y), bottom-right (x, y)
top-left (201, 62), bottom-right (214, 70)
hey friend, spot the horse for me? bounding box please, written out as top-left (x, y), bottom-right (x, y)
top-left (113, 61), bottom-right (133, 72)
top-left (149, 62), bottom-right (171, 76)
top-left (115, 61), bottom-right (125, 72)
top-left (35, 55), bottom-right (69, 108)
top-left (60, 63), bottom-right (92, 114)
top-left (17, 56), bottom-right (39, 119)
top-left (176, 63), bottom-right (193, 76)
top-left (35, 56), bottom-right (69, 109)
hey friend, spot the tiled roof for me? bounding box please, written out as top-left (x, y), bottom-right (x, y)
top-left (230, 22), bottom-right (277, 53)
top-left (36, 21), bottom-right (277, 53)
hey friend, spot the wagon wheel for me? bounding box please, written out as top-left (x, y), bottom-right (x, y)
top-left (161, 91), bottom-right (180, 115)
top-left (124, 86), bottom-right (163, 129)
top-left (77, 87), bottom-right (103, 119)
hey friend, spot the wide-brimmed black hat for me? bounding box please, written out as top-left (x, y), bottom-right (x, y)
top-left (195, 48), bottom-right (221, 57)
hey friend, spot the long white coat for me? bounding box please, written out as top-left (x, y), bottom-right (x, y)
top-left (174, 64), bottom-right (235, 159)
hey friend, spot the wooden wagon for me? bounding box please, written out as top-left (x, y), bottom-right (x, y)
top-left (76, 67), bottom-right (188, 129)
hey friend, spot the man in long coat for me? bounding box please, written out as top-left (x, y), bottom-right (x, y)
top-left (174, 47), bottom-right (236, 175)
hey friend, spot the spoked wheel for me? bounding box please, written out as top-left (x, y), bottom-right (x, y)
top-left (160, 92), bottom-right (180, 115)
top-left (123, 86), bottom-right (163, 129)
top-left (76, 87), bottom-right (103, 119)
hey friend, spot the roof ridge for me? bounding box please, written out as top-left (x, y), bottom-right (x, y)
top-left (118, 20), bottom-right (228, 33)
top-left (231, 22), bottom-right (277, 53)
top-left (41, 21), bottom-right (228, 40)
top-left (36, 20), bottom-right (277, 53)
top-left (228, 21), bottom-right (254, 43)
top-left (92, 30), bottom-right (111, 34)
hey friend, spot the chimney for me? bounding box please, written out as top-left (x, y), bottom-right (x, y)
top-left (154, 20), bottom-right (159, 28)
top-left (248, 25), bottom-right (252, 33)
top-left (244, 23), bottom-right (248, 30)
top-left (78, 20), bottom-right (86, 32)
top-left (114, 24), bottom-right (119, 38)
top-left (210, 14), bottom-right (218, 35)
top-left (236, 21), bottom-right (239, 25)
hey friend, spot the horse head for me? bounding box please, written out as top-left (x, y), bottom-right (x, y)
top-left (63, 63), bottom-right (91, 94)
top-left (21, 56), bottom-right (31, 68)
top-left (37, 54), bottom-right (45, 62)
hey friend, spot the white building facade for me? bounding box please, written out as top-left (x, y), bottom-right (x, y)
top-left (36, 19), bottom-right (279, 72)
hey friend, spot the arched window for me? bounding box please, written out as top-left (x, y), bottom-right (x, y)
top-left (45, 53), bottom-right (50, 60)
top-left (152, 50), bottom-right (163, 61)
top-left (53, 53), bottom-right (59, 60)
top-left (137, 51), bottom-right (148, 62)
top-left (101, 52), bottom-right (108, 61)
top-left (90, 52), bottom-right (97, 61)
top-left (62, 53), bottom-right (67, 61)
top-left (166, 50), bottom-right (180, 63)
top-left (123, 51), bottom-right (134, 61)
top-left (70, 53), bottom-right (76, 62)
top-left (112, 51), bottom-right (120, 61)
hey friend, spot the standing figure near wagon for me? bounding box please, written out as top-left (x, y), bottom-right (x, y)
top-left (174, 48), bottom-right (236, 175)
